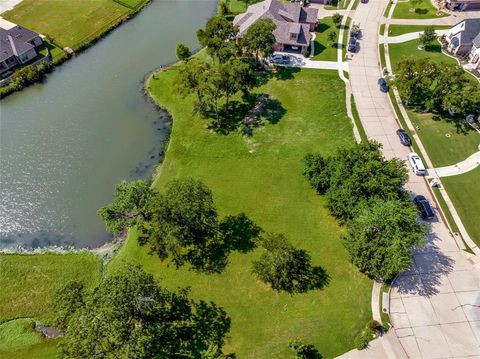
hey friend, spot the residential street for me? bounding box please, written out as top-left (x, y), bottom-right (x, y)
top-left (348, 0), bottom-right (480, 357)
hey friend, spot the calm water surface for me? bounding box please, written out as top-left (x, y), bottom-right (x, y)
top-left (0, 0), bottom-right (217, 249)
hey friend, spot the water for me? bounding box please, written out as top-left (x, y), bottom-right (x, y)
top-left (0, 0), bottom-right (217, 249)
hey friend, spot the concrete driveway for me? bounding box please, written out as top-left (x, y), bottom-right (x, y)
top-left (349, 0), bottom-right (480, 357)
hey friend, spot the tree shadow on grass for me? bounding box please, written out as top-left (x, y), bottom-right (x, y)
top-left (220, 213), bottom-right (262, 253)
top-left (273, 66), bottom-right (301, 81)
top-left (207, 94), bottom-right (286, 135)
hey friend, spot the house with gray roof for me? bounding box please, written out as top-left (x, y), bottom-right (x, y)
top-left (0, 18), bottom-right (43, 77)
top-left (233, 0), bottom-right (318, 54)
top-left (468, 32), bottom-right (480, 70)
top-left (445, 19), bottom-right (480, 56)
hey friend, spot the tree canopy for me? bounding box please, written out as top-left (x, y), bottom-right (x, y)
top-left (197, 16), bottom-right (239, 63)
top-left (393, 58), bottom-right (480, 116)
top-left (419, 26), bottom-right (436, 48)
top-left (289, 338), bottom-right (323, 359)
top-left (342, 198), bottom-right (426, 280)
top-left (55, 265), bottom-right (232, 359)
top-left (242, 18), bottom-right (277, 60)
top-left (176, 43), bottom-right (191, 61)
top-left (100, 178), bottom-right (261, 273)
top-left (303, 141), bottom-right (408, 222)
top-left (252, 233), bottom-right (329, 294)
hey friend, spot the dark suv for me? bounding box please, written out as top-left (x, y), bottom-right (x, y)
top-left (413, 195), bottom-right (435, 220)
top-left (396, 128), bottom-right (411, 146)
top-left (348, 37), bottom-right (357, 52)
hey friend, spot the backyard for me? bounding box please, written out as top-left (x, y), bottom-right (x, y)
top-left (313, 16), bottom-right (340, 61)
top-left (392, 0), bottom-right (447, 19)
top-left (108, 66), bottom-right (372, 358)
top-left (2, 0), bottom-right (137, 50)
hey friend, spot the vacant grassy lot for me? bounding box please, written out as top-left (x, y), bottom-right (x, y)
top-left (109, 66), bottom-right (372, 358)
top-left (313, 17), bottom-right (340, 61)
top-left (442, 167), bottom-right (480, 246)
top-left (2, 0), bottom-right (132, 50)
top-left (0, 319), bottom-right (59, 359)
top-left (389, 38), bottom-right (457, 72)
top-left (0, 253), bottom-right (102, 324)
top-left (406, 111), bottom-right (480, 167)
top-left (387, 25), bottom-right (451, 37)
top-left (392, 0), bottom-right (447, 19)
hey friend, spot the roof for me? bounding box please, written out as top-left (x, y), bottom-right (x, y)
top-left (473, 32), bottom-right (480, 48)
top-left (451, 18), bottom-right (480, 45)
top-left (0, 24), bottom-right (40, 62)
top-left (233, 0), bottom-right (318, 46)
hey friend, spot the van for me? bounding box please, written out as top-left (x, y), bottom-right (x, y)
top-left (407, 152), bottom-right (426, 175)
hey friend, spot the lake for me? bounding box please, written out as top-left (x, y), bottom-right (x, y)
top-left (0, 0), bottom-right (217, 249)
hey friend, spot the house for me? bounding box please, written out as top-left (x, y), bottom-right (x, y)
top-left (0, 18), bottom-right (43, 76)
top-left (445, 0), bottom-right (480, 10)
top-left (468, 33), bottom-right (480, 70)
top-left (444, 19), bottom-right (480, 56)
top-left (233, 0), bottom-right (318, 54)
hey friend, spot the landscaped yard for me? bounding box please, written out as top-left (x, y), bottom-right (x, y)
top-left (392, 0), bottom-right (447, 19)
top-left (2, 0), bottom-right (133, 50)
top-left (108, 66), bottom-right (372, 358)
top-left (0, 253), bottom-right (102, 324)
top-left (442, 167), bottom-right (480, 247)
top-left (387, 24), bottom-right (451, 37)
top-left (389, 38), bottom-right (457, 72)
top-left (313, 17), bottom-right (340, 61)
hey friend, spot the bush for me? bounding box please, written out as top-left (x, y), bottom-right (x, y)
top-left (0, 61), bottom-right (52, 99)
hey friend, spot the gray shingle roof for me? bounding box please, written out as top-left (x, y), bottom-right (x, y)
top-left (0, 25), bottom-right (40, 62)
top-left (455, 18), bottom-right (480, 45)
top-left (233, 0), bottom-right (318, 47)
top-left (473, 31), bottom-right (480, 48)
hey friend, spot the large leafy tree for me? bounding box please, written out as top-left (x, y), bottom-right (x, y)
top-left (197, 16), bottom-right (239, 63)
top-left (252, 233), bottom-right (329, 294)
top-left (303, 141), bottom-right (408, 222)
top-left (98, 179), bottom-right (155, 235)
top-left (175, 58), bottom-right (212, 114)
top-left (56, 265), bottom-right (232, 359)
top-left (419, 26), bottom-right (437, 48)
top-left (242, 18), bottom-right (276, 61)
top-left (175, 43), bottom-right (191, 61)
top-left (343, 199), bottom-right (426, 280)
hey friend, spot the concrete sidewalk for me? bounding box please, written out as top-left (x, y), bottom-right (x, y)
top-left (430, 150), bottom-right (480, 178)
top-left (380, 29), bottom-right (449, 44)
top-left (385, 10), bottom-right (480, 25)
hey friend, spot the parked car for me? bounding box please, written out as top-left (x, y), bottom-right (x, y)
top-left (407, 152), bottom-right (427, 175)
top-left (270, 54), bottom-right (290, 65)
top-left (466, 114), bottom-right (480, 124)
top-left (378, 77), bottom-right (389, 92)
top-left (413, 195), bottom-right (435, 220)
top-left (396, 128), bottom-right (411, 146)
top-left (348, 37), bottom-right (357, 52)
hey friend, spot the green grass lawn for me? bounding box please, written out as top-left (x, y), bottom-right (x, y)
top-left (389, 38), bottom-right (457, 72)
top-left (0, 253), bottom-right (102, 324)
top-left (313, 17), bottom-right (340, 61)
top-left (392, 0), bottom-right (447, 19)
top-left (0, 319), bottom-right (59, 359)
top-left (387, 25), bottom-right (451, 37)
top-left (2, 0), bottom-right (132, 50)
top-left (109, 66), bottom-right (372, 358)
top-left (342, 17), bottom-right (352, 59)
top-left (442, 167), bottom-right (480, 246)
top-left (407, 111), bottom-right (480, 167)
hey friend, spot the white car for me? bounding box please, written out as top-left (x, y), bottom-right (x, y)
top-left (407, 152), bottom-right (426, 176)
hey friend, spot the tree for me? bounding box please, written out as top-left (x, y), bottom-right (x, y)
top-left (419, 26), bottom-right (437, 49)
top-left (197, 16), bottom-right (239, 63)
top-left (342, 198), bottom-right (426, 280)
top-left (242, 18), bottom-right (276, 61)
top-left (98, 179), bottom-right (155, 235)
top-left (410, 0), bottom-right (422, 10)
top-left (332, 13), bottom-right (343, 27)
top-left (327, 30), bottom-right (337, 45)
top-left (252, 233), bottom-right (329, 294)
top-left (54, 282), bottom-right (85, 329)
top-left (139, 178), bottom-right (226, 272)
top-left (218, 0), bottom-right (229, 16)
top-left (289, 339), bottom-right (323, 359)
top-left (303, 141), bottom-right (408, 222)
top-left (174, 58), bottom-right (212, 113)
top-left (56, 265), bottom-right (232, 359)
top-left (176, 43), bottom-right (191, 61)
